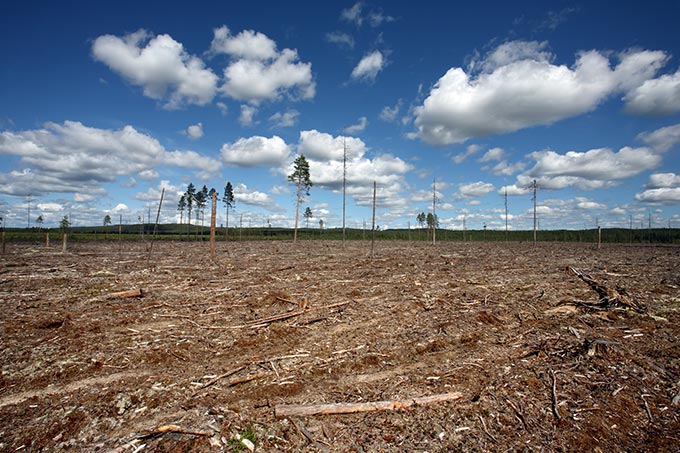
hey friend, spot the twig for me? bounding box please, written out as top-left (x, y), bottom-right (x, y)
top-left (642, 395), bottom-right (653, 423)
top-left (291, 419), bottom-right (331, 452)
top-left (245, 300), bottom-right (352, 327)
top-left (478, 415), bottom-right (497, 443)
top-left (550, 370), bottom-right (561, 421)
top-left (138, 424), bottom-right (213, 440)
top-left (191, 366), bottom-right (245, 395)
top-left (506, 399), bottom-right (529, 430)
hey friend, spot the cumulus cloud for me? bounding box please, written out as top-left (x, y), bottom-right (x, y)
top-left (209, 26), bottom-right (277, 60)
top-left (185, 122), bottom-right (203, 140)
top-left (221, 135), bottom-right (290, 167)
top-left (625, 69), bottom-right (680, 115)
top-left (501, 145), bottom-right (661, 194)
top-left (456, 181), bottom-right (495, 198)
top-left (233, 183), bottom-right (283, 211)
top-left (216, 102), bottom-right (229, 116)
top-left (343, 117), bottom-right (368, 135)
top-left (635, 172), bottom-right (680, 205)
top-left (325, 31), bottom-right (354, 49)
top-left (575, 197), bottom-right (607, 210)
top-left (294, 130), bottom-right (413, 207)
top-left (351, 51), bottom-right (384, 82)
top-left (92, 30), bottom-right (218, 109)
top-left (210, 26), bottom-right (315, 104)
top-left (269, 109), bottom-right (299, 128)
top-left (485, 160), bottom-right (526, 176)
top-left (414, 40), bottom-right (670, 145)
top-left (0, 121), bottom-right (221, 197)
top-left (636, 123), bottom-right (680, 152)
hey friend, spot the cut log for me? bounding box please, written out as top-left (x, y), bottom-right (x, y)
top-left (139, 424), bottom-right (213, 439)
top-left (275, 392), bottom-right (463, 418)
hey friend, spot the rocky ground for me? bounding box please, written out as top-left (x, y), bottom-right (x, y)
top-left (0, 240), bottom-right (678, 452)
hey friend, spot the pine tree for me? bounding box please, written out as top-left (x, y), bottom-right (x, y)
top-left (304, 207), bottom-right (313, 229)
top-left (185, 183), bottom-right (196, 240)
top-left (222, 182), bottom-right (235, 241)
top-left (288, 154), bottom-right (312, 242)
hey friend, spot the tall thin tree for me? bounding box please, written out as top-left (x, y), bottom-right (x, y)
top-left (342, 138), bottom-right (347, 246)
top-left (288, 154), bottom-right (313, 243)
top-left (531, 179), bottom-right (538, 244)
top-left (432, 179), bottom-right (437, 245)
top-left (185, 183), bottom-right (196, 241)
top-left (177, 194), bottom-right (186, 241)
top-left (222, 182), bottom-right (235, 242)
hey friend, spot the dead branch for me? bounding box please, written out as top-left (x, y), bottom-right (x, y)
top-left (478, 415), bottom-right (497, 443)
top-left (550, 370), bottom-right (561, 421)
top-left (138, 424), bottom-right (213, 440)
top-left (109, 288), bottom-right (144, 298)
top-left (568, 267), bottom-right (644, 313)
top-left (191, 365), bottom-right (245, 395)
top-left (291, 419), bottom-right (331, 452)
top-left (275, 392), bottom-right (463, 417)
top-left (246, 300), bottom-right (352, 327)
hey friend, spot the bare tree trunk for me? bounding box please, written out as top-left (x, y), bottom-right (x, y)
top-left (371, 180), bottom-right (376, 259)
top-left (293, 177), bottom-right (301, 242)
top-left (45, 232), bottom-right (49, 248)
top-left (210, 192), bottom-right (217, 258)
top-left (224, 206), bottom-right (229, 242)
top-left (62, 233), bottom-right (67, 254)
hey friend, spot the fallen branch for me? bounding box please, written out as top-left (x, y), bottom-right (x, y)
top-left (192, 365), bottom-right (245, 395)
top-left (139, 424), bottom-right (213, 440)
top-left (550, 370), bottom-right (561, 421)
top-left (275, 392), bottom-right (463, 417)
top-left (246, 300), bottom-right (352, 327)
top-left (568, 267), bottom-right (644, 313)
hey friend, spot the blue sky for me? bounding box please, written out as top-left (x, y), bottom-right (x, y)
top-left (1, 1), bottom-right (679, 231)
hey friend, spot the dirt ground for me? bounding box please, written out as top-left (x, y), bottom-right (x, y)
top-left (0, 240), bottom-right (678, 452)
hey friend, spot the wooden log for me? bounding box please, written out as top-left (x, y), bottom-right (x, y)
top-left (139, 424), bottom-right (213, 439)
top-left (275, 392), bottom-right (463, 417)
top-left (110, 288), bottom-right (144, 298)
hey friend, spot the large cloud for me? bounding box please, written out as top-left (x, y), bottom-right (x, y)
top-left (293, 130), bottom-right (413, 207)
top-left (211, 26), bottom-right (315, 104)
top-left (635, 172), bottom-right (680, 205)
top-left (624, 70), bottom-right (680, 116)
top-left (92, 30), bottom-right (218, 109)
top-left (233, 183), bottom-right (283, 212)
top-left (0, 121), bottom-right (221, 197)
top-left (502, 145), bottom-right (661, 194)
top-left (636, 123), bottom-right (680, 152)
top-left (413, 40), bottom-right (670, 145)
top-left (221, 135), bottom-right (291, 167)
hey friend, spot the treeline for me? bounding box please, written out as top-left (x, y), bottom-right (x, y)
top-left (4, 226), bottom-right (680, 244)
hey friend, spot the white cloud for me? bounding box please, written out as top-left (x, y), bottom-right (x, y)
top-left (351, 51), bottom-right (385, 82)
top-left (325, 31), bottom-right (355, 49)
top-left (209, 26), bottom-right (277, 60)
top-left (92, 30), bottom-right (218, 109)
top-left (635, 188), bottom-right (680, 205)
top-left (414, 41), bottom-right (670, 145)
top-left (0, 121), bottom-right (221, 196)
top-left (635, 172), bottom-right (680, 205)
top-left (575, 197), bottom-right (607, 210)
top-left (269, 109), bottom-right (299, 128)
top-left (379, 100), bottom-right (401, 122)
top-left (636, 123), bottom-right (680, 152)
top-left (485, 160), bottom-right (526, 176)
top-left (625, 69), bottom-right (680, 116)
top-left (343, 116), bottom-right (368, 135)
top-left (456, 181), bottom-right (495, 198)
top-left (293, 130), bottom-right (413, 207)
top-left (186, 122), bottom-right (203, 140)
top-left (210, 26), bottom-right (315, 104)
top-left (239, 105), bottom-right (258, 127)
top-left (479, 147), bottom-right (504, 162)
top-left (646, 172), bottom-right (680, 188)
top-left (297, 130), bottom-right (367, 161)
top-left (138, 169), bottom-right (159, 180)
top-left (453, 144), bottom-right (482, 164)
top-left (233, 183), bottom-right (282, 211)
top-left (221, 135), bottom-right (291, 167)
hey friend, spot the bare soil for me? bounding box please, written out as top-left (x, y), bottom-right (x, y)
top-left (1, 240), bottom-right (679, 452)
